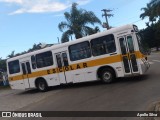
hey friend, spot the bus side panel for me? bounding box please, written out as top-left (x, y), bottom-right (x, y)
top-left (28, 74), bottom-right (61, 88)
top-left (84, 67), bottom-right (97, 82)
top-left (43, 74), bottom-right (61, 87)
top-left (26, 77), bottom-right (36, 88)
top-left (70, 62), bottom-right (124, 83)
top-left (94, 62), bottom-right (125, 78)
top-left (8, 72), bottom-right (25, 90)
top-left (9, 80), bottom-right (25, 90)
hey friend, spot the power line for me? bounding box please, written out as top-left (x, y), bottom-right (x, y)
top-left (132, 19), bottom-right (143, 24)
top-left (113, 16), bottom-right (138, 26)
top-left (112, 17), bottom-right (148, 27)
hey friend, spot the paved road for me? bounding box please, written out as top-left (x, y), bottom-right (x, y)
top-left (1, 52), bottom-right (160, 120)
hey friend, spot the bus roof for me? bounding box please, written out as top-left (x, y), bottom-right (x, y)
top-left (7, 24), bottom-right (135, 62)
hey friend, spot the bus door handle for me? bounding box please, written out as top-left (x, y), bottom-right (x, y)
top-left (127, 53), bottom-right (131, 60)
top-left (110, 53), bottom-right (117, 56)
top-left (75, 74), bottom-right (80, 76)
top-left (88, 72), bottom-right (92, 74)
top-left (129, 53), bottom-right (135, 60)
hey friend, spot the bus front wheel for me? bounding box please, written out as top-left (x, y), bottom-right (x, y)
top-left (100, 68), bottom-right (115, 83)
top-left (36, 79), bottom-right (48, 92)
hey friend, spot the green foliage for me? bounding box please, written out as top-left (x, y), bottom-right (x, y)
top-left (7, 43), bottom-right (43, 58)
top-left (0, 58), bottom-right (7, 72)
top-left (7, 51), bottom-right (15, 58)
top-left (1, 43), bottom-right (44, 72)
top-left (150, 0), bottom-right (160, 17)
top-left (140, 3), bottom-right (156, 23)
top-left (140, 0), bottom-right (160, 50)
top-left (140, 0), bottom-right (160, 22)
top-left (140, 21), bottom-right (160, 50)
top-left (58, 2), bottom-right (101, 43)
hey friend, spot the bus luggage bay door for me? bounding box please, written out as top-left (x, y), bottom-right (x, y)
top-left (118, 35), bottom-right (139, 75)
top-left (21, 61), bottom-right (31, 89)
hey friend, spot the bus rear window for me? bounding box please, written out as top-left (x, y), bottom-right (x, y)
top-left (8, 60), bottom-right (20, 74)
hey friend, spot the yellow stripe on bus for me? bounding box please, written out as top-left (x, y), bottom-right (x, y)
top-left (8, 51), bottom-right (146, 82)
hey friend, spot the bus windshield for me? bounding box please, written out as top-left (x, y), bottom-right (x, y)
top-left (136, 33), bottom-right (147, 55)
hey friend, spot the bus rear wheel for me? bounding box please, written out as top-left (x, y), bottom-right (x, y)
top-left (36, 79), bottom-right (48, 92)
top-left (100, 68), bottom-right (115, 83)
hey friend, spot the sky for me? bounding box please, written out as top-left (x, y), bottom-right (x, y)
top-left (0, 0), bottom-right (150, 59)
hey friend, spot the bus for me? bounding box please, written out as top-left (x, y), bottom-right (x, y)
top-left (6, 24), bottom-right (150, 92)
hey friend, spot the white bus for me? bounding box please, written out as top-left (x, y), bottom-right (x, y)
top-left (7, 24), bottom-right (150, 92)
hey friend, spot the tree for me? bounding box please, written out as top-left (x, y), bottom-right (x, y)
top-left (140, 24), bottom-right (156, 48)
top-left (7, 51), bottom-right (15, 58)
top-left (0, 58), bottom-right (7, 72)
top-left (150, 0), bottom-right (160, 17)
top-left (154, 21), bottom-right (160, 50)
top-left (140, 3), bottom-right (156, 24)
top-left (58, 3), bottom-right (101, 43)
top-left (85, 26), bottom-right (100, 35)
top-left (27, 43), bottom-right (42, 52)
top-left (7, 43), bottom-right (44, 58)
top-left (140, 1), bottom-right (160, 51)
top-left (140, 0), bottom-right (160, 21)
top-left (140, 21), bottom-right (160, 51)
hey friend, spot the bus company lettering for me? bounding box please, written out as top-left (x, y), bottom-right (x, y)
top-left (53, 63), bottom-right (88, 73)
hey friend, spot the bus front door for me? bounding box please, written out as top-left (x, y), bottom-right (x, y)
top-left (118, 35), bottom-right (139, 75)
top-left (21, 61), bottom-right (31, 89)
top-left (55, 52), bottom-right (72, 84)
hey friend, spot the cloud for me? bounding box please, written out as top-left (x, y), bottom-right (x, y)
top-left (77, 0), bottom-right (91, 5)
top-left (10, 1), bottom-right (69, 15)
top-left (0, 0), bottom-right (23, 4)
top-left (0, 0), bottom-right (91, 15)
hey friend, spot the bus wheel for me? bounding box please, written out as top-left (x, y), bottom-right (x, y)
top-left (36, 79), bottom-right (48, 92)
top-left (100, 68), bottom-right (115, 83)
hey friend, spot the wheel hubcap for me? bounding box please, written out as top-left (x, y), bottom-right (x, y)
top-left (103, 72), bottom-right (111, 80)
top-left (39, 82), bottom-right (45, 90)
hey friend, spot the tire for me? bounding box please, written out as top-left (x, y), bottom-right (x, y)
top-left (100, 68), bottom-right (115, 83)
top-left (36, 79), bottom-right (48, 92)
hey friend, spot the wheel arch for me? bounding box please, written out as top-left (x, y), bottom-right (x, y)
top-left (97, 65), bottom-right (117, 79)
top-left (35, 77), bottom-right (48, 88)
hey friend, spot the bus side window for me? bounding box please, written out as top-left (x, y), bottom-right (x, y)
top-left (69, 41), bottom-right (91, 61)
top-left (8, 60), bottom-right (20, 74)
top-left (91, 34), bottom-right (116, 56)
top-left (62, 53), bottom-right (69, 66)
top-left (31, 55), bottom-right (36, 69)
top-left (56, 54), bottom-right (62, 68)
top-left (119, 38), bottom-right (127, 55)
top-left (21, 63), bottom-right (27, 75)
top-left (127, 36), bottom-right (134, 53)
top-left (36, 51), bottom-right (54, 68)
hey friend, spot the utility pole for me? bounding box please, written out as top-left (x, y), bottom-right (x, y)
top-left (57, 37), bottom-right (60, 44)
top-left (101, 9), bottom-right (113, 30)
